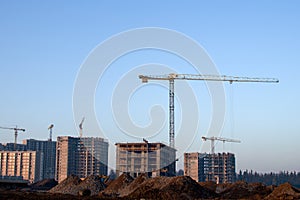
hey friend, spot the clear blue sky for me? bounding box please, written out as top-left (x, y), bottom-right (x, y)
top-left (0, 1), bottom-right (299, 173)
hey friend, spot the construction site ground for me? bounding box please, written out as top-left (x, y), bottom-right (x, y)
top-left (0, 174), bottom-right (300, 199)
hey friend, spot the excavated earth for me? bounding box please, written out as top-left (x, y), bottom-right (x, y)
top-left (0, 174), bottom-right (300, 199)
top-left (49, 174), bottom-right (106, 196)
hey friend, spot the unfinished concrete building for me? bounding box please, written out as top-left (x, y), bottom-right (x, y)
top-left (23, 139), bottom-right (56, 180)
top-left (56, 136), bottom-right (108, 182)
top-left (115, 142), bottom-right (176, 178)
top-left (184, 152), bottom-right (236, 183)
top-left (0, 151), bottom-right (43, 183)
top-left (184, 152), bottom-right (201, 182)
top-left (78, 137), bottom-right (109, 178)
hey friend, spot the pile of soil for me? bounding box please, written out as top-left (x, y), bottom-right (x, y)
top-left (126, 176), bottom-right (216, 200)
top-left (119, 173), bottom-right (149, 197)
top-left (49, 174), bottom-right (81, 195)
top-left (99, 173), bottom-right (134, 198)
top-left (2, 175), bottom-right (300, 199)
top-left (75, 175), bottom-right (106, 196)
top-left (30, 178), bottom-right (58, 190)
top-left (216, 181), bottom-right (272, 199)
top-left (265, 182), bottom-right (300, 199)
top-left (50, 175), bottom-right (105, 196)
top-left (199, 181), bottom-right (217, 193)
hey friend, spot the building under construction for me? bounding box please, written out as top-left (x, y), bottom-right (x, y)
top-left (184, 152), bottom-right (236, 183)
top-left (115, 142), bottom-right (176, 178)
top-left (56, 136), bottom-right (108, 183)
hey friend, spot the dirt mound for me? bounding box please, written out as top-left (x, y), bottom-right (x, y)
top-left (265, 182), bottom-right (300, 199)
top-left (30, 178), bottom-right (58, 190)
top-left (99, 173), bottom-right (134, 197)
top-left (127, 176), bottom-right (216, 200)
top-left (218, 181), bottom-right (272, 199)
top-left (199, 181), bottom-right (217, 192)
top-left (49, 174), bottom-right (81, 195)
top-left (49, 175), bottom-right (105, 196)
top-left (119, 173), bottom-right (149, 197)
top-left (75, 175), bottom-right (106, 196)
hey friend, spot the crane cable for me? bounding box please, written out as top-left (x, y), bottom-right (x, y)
top-left (229, 84), bottom-right (235, 151)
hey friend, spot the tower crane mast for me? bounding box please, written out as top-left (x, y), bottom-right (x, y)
top-left (48, 124), bottom-right (54, 141)
top-left (139, 73), bottom-right (279, 148)
top-left (0, 126), bottom-right (25, 150)
top-left (79, 117), bottom-right (85, 138)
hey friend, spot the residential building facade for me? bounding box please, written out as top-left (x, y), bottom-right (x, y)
top-left (0, 151), bottom-right (43, 183)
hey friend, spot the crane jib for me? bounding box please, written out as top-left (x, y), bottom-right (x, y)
top-left (139, 73), bottom-right (279, 149)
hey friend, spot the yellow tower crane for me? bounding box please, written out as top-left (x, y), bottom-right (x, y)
top-left (139, 73), bottom-right (279, 148)
top-left (0, 126), bottom-right (25, 150)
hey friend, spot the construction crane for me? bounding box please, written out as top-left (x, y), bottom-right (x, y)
top-left (201, 136), bottom-right (241, 154)
top-left (139, 73), bottom-right (279, 148)
top-left (48, 124), bottom-right (54, 141)
top-left (0, 126), bottom-right (25, 150)
top-left (79, 117), bottom-right (85, 138)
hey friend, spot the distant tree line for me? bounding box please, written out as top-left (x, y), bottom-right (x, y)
top-left (237, 170), bottom-right (300, 188)
top-left (107, 169), bottom-right (300, 188)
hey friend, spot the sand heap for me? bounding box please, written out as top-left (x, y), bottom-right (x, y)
top-left (49, 175), bottom-right (105, 196)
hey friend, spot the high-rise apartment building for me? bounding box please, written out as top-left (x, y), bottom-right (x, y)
top-left (78, 137), bottom-right (108, 178)
top-left (56, 136), bottom-right (108, 183)
top-left (0, 151), bottom-right (43, 183)
top-left (184, 152), bottom-right (236, 183)
top-left (23, 139), bottom-right (56, 179)
top-left (115, 142), bottom-right (176, 178)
